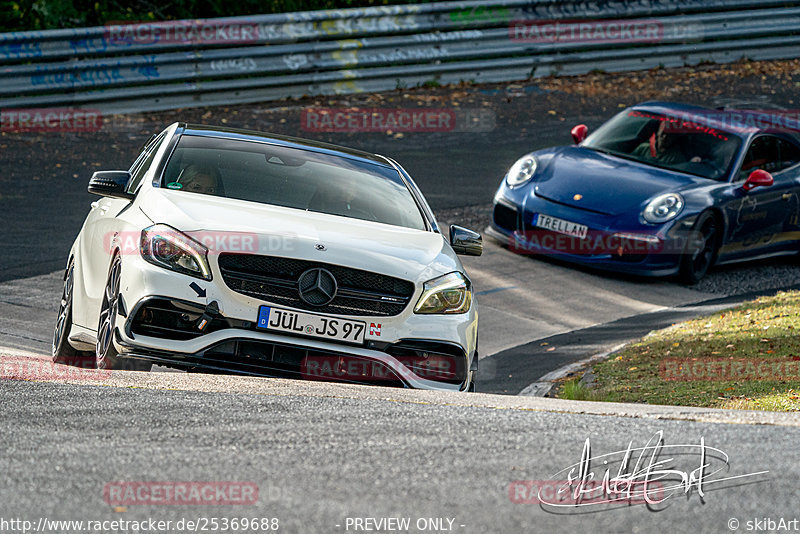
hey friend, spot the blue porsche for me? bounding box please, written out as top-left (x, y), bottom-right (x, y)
top-left (488, 102), bottom-right (800, 283)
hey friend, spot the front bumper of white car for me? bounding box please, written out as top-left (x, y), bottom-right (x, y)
top-left (111, 252), bottom-right (478, 391)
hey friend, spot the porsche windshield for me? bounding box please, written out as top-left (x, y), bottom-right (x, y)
top-left (161, 135), bottom-right (426, 230)
top-left (583, 109), bottom-right (741, 180)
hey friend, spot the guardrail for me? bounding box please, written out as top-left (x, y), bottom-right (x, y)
top-left (1, 0), bottom-right (799, 114)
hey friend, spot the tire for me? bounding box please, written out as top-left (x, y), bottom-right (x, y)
top-left (52, 259), bottom-right (95, 368)
top-left (96, 254), bottom-right (152, 372)
top-left (679, 211), bottom-right (720, 285)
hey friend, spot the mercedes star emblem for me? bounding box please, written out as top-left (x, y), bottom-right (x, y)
top-left (297, 268), bottom-right (337, 306)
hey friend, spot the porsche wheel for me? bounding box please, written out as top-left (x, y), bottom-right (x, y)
top-left (679, 211), bottom-right (719, 285)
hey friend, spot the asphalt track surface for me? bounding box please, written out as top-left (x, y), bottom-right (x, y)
top-left (2, 377), bottom-right (798, 533)
top-left (4, 70), bottom-right (800, 532)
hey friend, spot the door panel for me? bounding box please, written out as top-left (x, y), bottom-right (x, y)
top-left (726, 135), bottom-right (800, 255)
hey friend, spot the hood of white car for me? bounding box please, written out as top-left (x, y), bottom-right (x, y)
top-left (138, 188), bottom-right (461, 284)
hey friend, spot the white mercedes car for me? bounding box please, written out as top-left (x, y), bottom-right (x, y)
top-left (53, 123), bottom-right (481, 391)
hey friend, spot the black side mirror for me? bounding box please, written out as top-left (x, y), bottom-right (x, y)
top-left (88, 171), bottom-right (134, 200)
top-left (450, 225), bottom-right (482, 256)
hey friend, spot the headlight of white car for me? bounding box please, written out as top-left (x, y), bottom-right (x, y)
top-left (505, 155), bottom-right (537, 188)
top-left (642, 193), bottom-right (684, 224)
top-left (414, 272), bottom-right (472, 314)
top-left (140, 224), bottom-right (212, 280)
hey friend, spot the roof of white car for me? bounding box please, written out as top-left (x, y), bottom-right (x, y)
top-left (178, 123), bottom-right (394, 167)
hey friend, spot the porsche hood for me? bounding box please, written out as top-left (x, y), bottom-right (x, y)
top-left (530, 146), bottom-right (699, 216)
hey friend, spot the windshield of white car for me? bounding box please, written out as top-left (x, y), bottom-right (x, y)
top-left (583, 109), bottom-right (741, 180)
top-left (160, 135), bottom-right (427, 231)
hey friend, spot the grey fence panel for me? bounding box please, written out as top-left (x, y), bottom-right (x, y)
top-left (0, 15), bottom-right (787, 92)
top-left (0, 0), bottom-right (788, 63)
top-left (7, 6), bottom-right (797, 83)
top-left (1, 0), bottom-right (799, 114)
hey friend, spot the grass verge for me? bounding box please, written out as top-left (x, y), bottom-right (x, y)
top-left (555, 290), bottom-right (800, 412)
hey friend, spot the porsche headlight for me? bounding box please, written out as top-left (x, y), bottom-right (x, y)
top-left (140, 224), bottom-right (212, 280)
top-left (505, 155), bottom-right (537, 188)
top-left (642, 193), bottom-right (684, 224)
top-left (414, 272), bottom-right (472, 314)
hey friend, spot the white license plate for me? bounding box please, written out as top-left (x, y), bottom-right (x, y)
top-left (256, 306), bottom-right (366, 344)
top-left (534, 213), bottom-right (589, 239)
